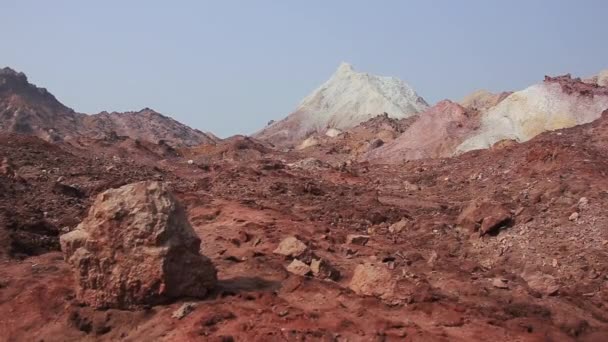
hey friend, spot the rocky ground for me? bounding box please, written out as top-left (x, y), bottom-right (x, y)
top-left (1, 113), bottom-right (608, 341)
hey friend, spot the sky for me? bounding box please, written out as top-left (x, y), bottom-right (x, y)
top-left (1, 1), bottom-right (607, 137)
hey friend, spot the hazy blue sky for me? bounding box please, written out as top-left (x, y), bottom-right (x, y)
top-left (2, 1), bottom-right (607, 137)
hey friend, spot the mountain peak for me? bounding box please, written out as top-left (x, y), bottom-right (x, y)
top-left (335, 62), bottom-right (355, 75)
top-left (255, 64), bottom-right (428, 146)
top-left (0, 67), bottom-right (29, 86)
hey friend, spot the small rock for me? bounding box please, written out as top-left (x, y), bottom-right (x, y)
top-left (310, 258), bottom-right (341, 281)
top-left (187, 160), bottom-right (194, 165)
top-left (310, 258), bottom-right (322, 275)
top-left (569, 212), bottom-right (579, 221)
top-left (53, 182), bottom-right (85, 198)
top-left (389, 219), bottom-right (408, 234)
top-left (349, 262), bottom-right (397, 300)
top-left (273, 236), bottom-right (307, 257)
top-left (0, 157), bottom-right (15, 177)
top-left (457, 199), bottom-right (512, 234)
top-left (286, 259), bottom-right (311, 276)
top-left (523, 273), bottom-right (559, 296)
top-left (577, 197), bottom-right (589, 209)
top-left (492, 278), bottom-right (509, 289)
top-left (172, 303), bottom-right (197, 319)
top-left (427, 251), bottom-right (438, 266)
top-left (402, 181), bottom-right (420, 192)
top-left (368, 138), bottom-right (384, 150)
top-left (347, 234), bottom-right (370, 246)
top-left (480, 213), bottom-right (512, 236)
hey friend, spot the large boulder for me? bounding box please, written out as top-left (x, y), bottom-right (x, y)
top-left (60, 181), bottom-right (217, 309)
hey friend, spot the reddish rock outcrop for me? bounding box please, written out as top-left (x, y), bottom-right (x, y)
top-left (60, 181), bottom-right (217, 309)
top-left (365, 100), bottom-right (479, 162)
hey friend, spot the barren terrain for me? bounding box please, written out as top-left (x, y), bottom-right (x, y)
top-left (2, 110), bottom-right (608, 341)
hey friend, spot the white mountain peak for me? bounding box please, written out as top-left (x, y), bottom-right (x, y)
top-left (335, 62), bottom-right (355, 75)
top-left (255, 62), bottom-right (428, 146)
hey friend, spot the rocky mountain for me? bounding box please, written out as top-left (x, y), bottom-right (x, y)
top-left (82, 109), bottom-right (217, 147)
top-left (457, 74), bottom-right (608, 153)
top-left (364, 72), bottom-right (608, 163)
top-left (0, 67), bottom-right (216, 146)
top-left (254, 62), bottom-right (428, 147)
top-left (0, 67), bottom-right (83, 142)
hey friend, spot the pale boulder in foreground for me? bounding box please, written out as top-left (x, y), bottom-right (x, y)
top-left (60, 181), bottom-right (217, 309)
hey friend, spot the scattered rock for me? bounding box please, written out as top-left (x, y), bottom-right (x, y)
top-left (273, 236), bottom-right (308, 258)
top-left (286, 259), bottom-right (312, 276)
top-left (347, 234), bottom-right (370, 246)
top-left (402, 181), bottom-right (420, 192)
top-left (523, 273), bottom-right (560, 296)
top-left (0, 157), bottom-right (15, 177)
top-left (480, 212), bottom-right (512, 235)
top-left (368, 138), bottom-right (384, 150)
top-left (325, 128), bottom-right (342, 137)
top-left (577, 197), bottom-right (588, 209)
top-left (492, 278), bottom-right (509, 289)
top-left (457, 199), bottom-right (512, 234)
top-left (388, 219), bottom-right (408, 234)
top-left (53, 182), bottom-right (85, 198)
top-left (60, 181), bottom-right (217, 309)
top-left (427, 251), bottom-right (438, 266)
top-left (349, 262), bottom-right (397, 300)
top-left (172, 303), bottom-right (198, 319)
top-left (310, 258), bottom-right (341, 281)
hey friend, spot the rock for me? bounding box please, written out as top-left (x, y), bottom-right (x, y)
top-left (427, 251), bottom-right (438, 266)
top-left (368, 138), bottom-right (384, 150)
top-left (492, 278), bottom-right (509, 289)
top-left (53, 182), bottom-right (85, 198)
top-left (569, 212), bottom-right (579, 221)
top-left (347, 234), bottom-right (370, 246)
top-left (388, 219), bottom-right (408, 234)
top-left (187, 159), bottom-right (194, 165)
top-left (273, 236), bottom-right (308, 258)
top-left (172, 303), bottom-right (198, 319)
top-left (577, 197), bottom-right (589, 209)
top-left (297, 136), bottom-right (319, 150)
top-left (523, 273), bottom-right (559, 296)
top-left (325, 128), bottom-right (342, 138)
top-left (479, 212), bottom-right (512, 235)
top-left (286, 259), bottom-right (311, 276)
top-left (402, 181), bottom-right (420, 192)
top-left (310, 258), bottom-right (341, 281)
top-left (60, 181), bottom-right (217, 309)
top-left (0, 157), bottom-right (15, 177)
top-left (349, 262), bottom-right (397, 300)
top-left (457, 199), bottom-right (512, 234)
